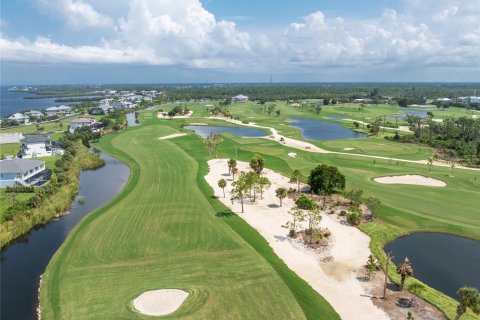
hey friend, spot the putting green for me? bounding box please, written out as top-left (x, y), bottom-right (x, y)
top-left (40, 123), bottom-right (338, 319)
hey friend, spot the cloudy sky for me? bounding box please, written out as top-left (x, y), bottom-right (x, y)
top-left (1, 0), bottom-right (479, 84)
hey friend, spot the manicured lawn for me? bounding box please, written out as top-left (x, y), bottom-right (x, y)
top-left (40, 122), bottom-right (338, 319)
top-left (0, 143), bottom-right (20, 158)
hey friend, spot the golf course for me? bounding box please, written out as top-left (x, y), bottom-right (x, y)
top-left (40, 105), bottom-right (480, 319)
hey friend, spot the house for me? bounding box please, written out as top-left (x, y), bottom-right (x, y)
top-left (89, 107), bottom-right (105, 115)
top-left (45, 105), bottom-right (72, 116)
top-left (113, 101), bottom-right (137, 109)
top-left (435, 98), bottom-right (452, 104)
top-left (0, 159), bottom-right (51, 187)
top-left (25, 110), bottom-right (44, 118)
top-left (8, 113), bottom-right (29, 124)
top-left (19, 134), bottom-right (57, 158)
top-left (69, 117), bottom-right (95, 133)
top-left (231, 95), bottom-right (249, 103)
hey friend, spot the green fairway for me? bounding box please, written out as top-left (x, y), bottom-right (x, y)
top-left (0, 143), bottom-right (19, 158)
top-left (40, 122), bottom-right (338, 319)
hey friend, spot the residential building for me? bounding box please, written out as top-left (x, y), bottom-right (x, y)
top-left (69, 117), bottom-right (95, 133)
top-left (231, 95), bottom-right (249, 103)
top-left (45, 105), bottom-right (71, 116)
top-left (19, 134), bottom-right (60, 158)
top-left (8, 113), bottom-right (29, 124)
top-left (0, 159), bottom-right (51, 187)
top-left (25, 110), bottom-right (44, 118)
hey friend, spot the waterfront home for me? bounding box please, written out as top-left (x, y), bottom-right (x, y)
top-left (0, 159), bottom-right (51, 187)
top-left (8, 113), bottom-right (29, 124)
top-left (232, 95), bottom-right (249, 103)
top-left (25, 110), bottom-right (44, 118)
top-left (45, 105), bottom-right (72, 116)
top-left (113, 101), bottom-right (137, 109)
top-left (69, 117), bottom-right (96, 133)
top-left (19, 134), bottom-right (63, 158)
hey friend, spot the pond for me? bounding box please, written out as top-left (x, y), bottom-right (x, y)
top-left (289, 118), bottom-right (366, 141)
top-left (387, 111), bottom-right (428, 120)
top-left (384, 233), bottom-right (480, 299)
top-left (185, 125), bottom-right (268, 138)
top-left (0, 151), bottom-right (130, 320)
top-left (126, 112), bottom-right (139, 127)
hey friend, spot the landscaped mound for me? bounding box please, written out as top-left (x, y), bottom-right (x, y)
top-left (373, 175), bottom-right (446, 187)
top-left (132, 289), bottom-right (189, 316)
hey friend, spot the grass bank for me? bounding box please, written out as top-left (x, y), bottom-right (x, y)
top-left (0, 141), bottom-right (104, 248)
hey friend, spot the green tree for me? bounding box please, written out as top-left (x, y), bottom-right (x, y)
top-left (227, 158), bottom-right (237, 175)
top-left (275, 187), bottom-right (287, 207)
top-left (365, 254), bottom-right (379, 280)
top-left (257, 176), bottom-right (271, 199)
top-left (249, 154), bottom-right (265, 174)
top-left (231, 167), bottom-right (238, 181)
top-left (295, 195), bottom-right (317, 210)
top-left (365, 197), bottom-right (381, 216)
top-left (396, 257), bottom-right (414, 291)
top-left (204, 133), bottom-right (223, 158)
top-left (346, 205), bottom-right (362, 225)
top-left (308, 164), bottom-right (345, 195)
top-left (455, 287), bottom-right (480, 320)
top-left (276, 109), bottom-right (281, 117)
top-left (244, 171), bottom-right (259, 200)
top-left (291, 169), bottom-right (303, 192)
top-left (305, 207), bottom-right (322, 244)
top-left (286, 206), bottom-right (305, 236)
top-left (232, 172), bottom-right (248, 213)
top-left (344, 189), bottom-right (363, 205)
top-left (218, 179), bottom-right (227, 198)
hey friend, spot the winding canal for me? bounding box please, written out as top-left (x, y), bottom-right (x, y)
top-left (0, 152), bottom-right (130, 320)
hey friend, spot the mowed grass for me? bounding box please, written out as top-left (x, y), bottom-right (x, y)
top-left (41, 122), bottom-right (338, 319)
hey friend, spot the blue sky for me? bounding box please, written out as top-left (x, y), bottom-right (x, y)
top-left (1, 0), bottom-right (479, 84)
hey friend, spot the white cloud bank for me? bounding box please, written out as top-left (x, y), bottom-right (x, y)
top-left (1, 0), bottom-right (479, 76)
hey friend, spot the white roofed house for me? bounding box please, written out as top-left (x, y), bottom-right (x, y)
top-left (8, 113), bottom-right (29, 124)
top-left (19, 134), bottom-right (62, 158)
top-left (114, 101), bottom-right (136, 109)
top-left (45, 105), bottom-right (72, 117)
top-left (25, 110), bottom-right (44, 118)
top-left (231, 95), bottom-right (249, 103)
top-left (0, 159), bottom-right (51, 187)
top-left (69, 117), bottom-right (102, 133)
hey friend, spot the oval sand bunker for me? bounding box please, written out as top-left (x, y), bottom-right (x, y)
top-left (374, 175), bottom-right (446, 187)
top-left (133, 289), bottom-right (189, 316)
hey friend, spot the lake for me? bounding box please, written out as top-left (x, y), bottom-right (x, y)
top-left (126, 112), bottom-right (140, 127)
top-left (185, 125), bottom-right (268, 138)
top-left (289, 118), bottom-right (366, 140)
top-left (0, 151), bottom-right (130, 320)
top-left (0, 90), bottom-right (76, 118)
top-left (384, 233), bottom-right (480, 299)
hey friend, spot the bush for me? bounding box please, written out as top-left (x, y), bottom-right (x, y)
top-left (5, 186), bottom-right (34, 193)
top-left (339, 210), bottom-right (347, 216)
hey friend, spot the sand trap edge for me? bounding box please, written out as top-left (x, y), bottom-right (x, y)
top-left (132, 289), bottom-right (190, 317)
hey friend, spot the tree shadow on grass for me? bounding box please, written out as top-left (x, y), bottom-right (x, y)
top-left (216, 210), bottom-right (234, 217)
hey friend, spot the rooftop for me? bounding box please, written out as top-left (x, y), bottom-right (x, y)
top-left (0, 159), bottom-right (45, 174)
top-left (21, 134), bottom-right (51, 144)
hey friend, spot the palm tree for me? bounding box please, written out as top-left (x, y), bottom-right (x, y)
top-left (451, 163), bottom-right (455, 176)
top-left (227, 159), bottom-right (237, 175)
top-left (218, 179), bottom-right (227, 198)
top-left (455, 287), bottom-right (480, 320)
top-left (396, 257), bottom-right (414, 291)
top-left (249, 155), bottom-right (265, 174)
top-left (291, 169), bottom-right (303, 192)
top-left (275, 188), bottom-right (287, 207)
top-left (427, 157), bottom-right (433, 173)
top-left (231, 167), bottom-right (238, 181)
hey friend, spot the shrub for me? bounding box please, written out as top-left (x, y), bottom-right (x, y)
top-left (339, 210), bottom-right (347, 216)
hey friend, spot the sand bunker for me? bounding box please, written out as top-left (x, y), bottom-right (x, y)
top-left (133, 289), bottom-right (189, 316)
top-left (158, 111), bottom-right (193, 119)
top-left (189, 122), bottom-right (208, 125)
top-left (288, 152), bottom-right (297, 158)
top-left (343, 148), bottom-right (356, 151)
top-left (158, 133), bottom-right (187, 140)
top-left (374, 175), bottom-right (446, 187)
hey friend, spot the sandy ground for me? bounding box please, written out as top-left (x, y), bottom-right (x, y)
top-left (343, 147), bottom-right (356, 151)
top-left (397, 126), bottom-right (413, 133)
top-left (133, 289), bottom-right (189, 316)
top-left (205, 159), bottom-right (389, 320)
top-left (189, 122), bottom-right (208, 125)
top-left (158, 133), bottom-right (187, 140)
top-left (374, 175), bottom-right (446, 187)
top-left (288, 152), bottom-right (297, 158)
top-left (0, 133), bottom-right (24, 144)
top-left (158, 111), bottom-right (193, 119)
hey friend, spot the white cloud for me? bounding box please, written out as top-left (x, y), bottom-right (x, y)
top-left (1, 0), bottom-right (479, 76)
top-left (36, 0), bottom-right (114, 29)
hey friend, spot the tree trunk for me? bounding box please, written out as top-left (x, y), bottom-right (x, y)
top-left (280, 198), bottom-right (282, 207)
top-left (240, 196), bottom-right (244, 213)
top-left (400, 275), bottom-right (406, 291)
top-left (297, 180), bottom-right (300, 192)
top-left (222, 188), bottom-right (225, 198)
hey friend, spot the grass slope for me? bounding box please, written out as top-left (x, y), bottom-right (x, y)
top-left (41, 123), bottom-right (338, 319)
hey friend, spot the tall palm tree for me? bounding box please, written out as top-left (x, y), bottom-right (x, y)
top-left (427, 157), bottom-right (433, 173)
top-left (218, 179), bottom-right (227, 198)
top-left (231, 167), bottom-right (238, 181)
top-left (227, 159), bottom-right (237, 174)
top-left (291, 169), bottom-right (303, 192)
top-left (396, 257), bottom-right (414, 291)
top-left (455, 287), bottom-right (480, 320)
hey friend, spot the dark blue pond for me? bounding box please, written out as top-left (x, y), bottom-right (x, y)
top-left (0, 152), bottom-right (130, 320)
top-left (289, 118), bottom-right (366, 141)
top-left (185, 125), bottom-right (267, 138)
top-left (385, 233), bottom-right (480, 299)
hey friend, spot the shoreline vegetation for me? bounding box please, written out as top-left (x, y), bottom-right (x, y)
top-left (0, 141), bottom-right (104, 248)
